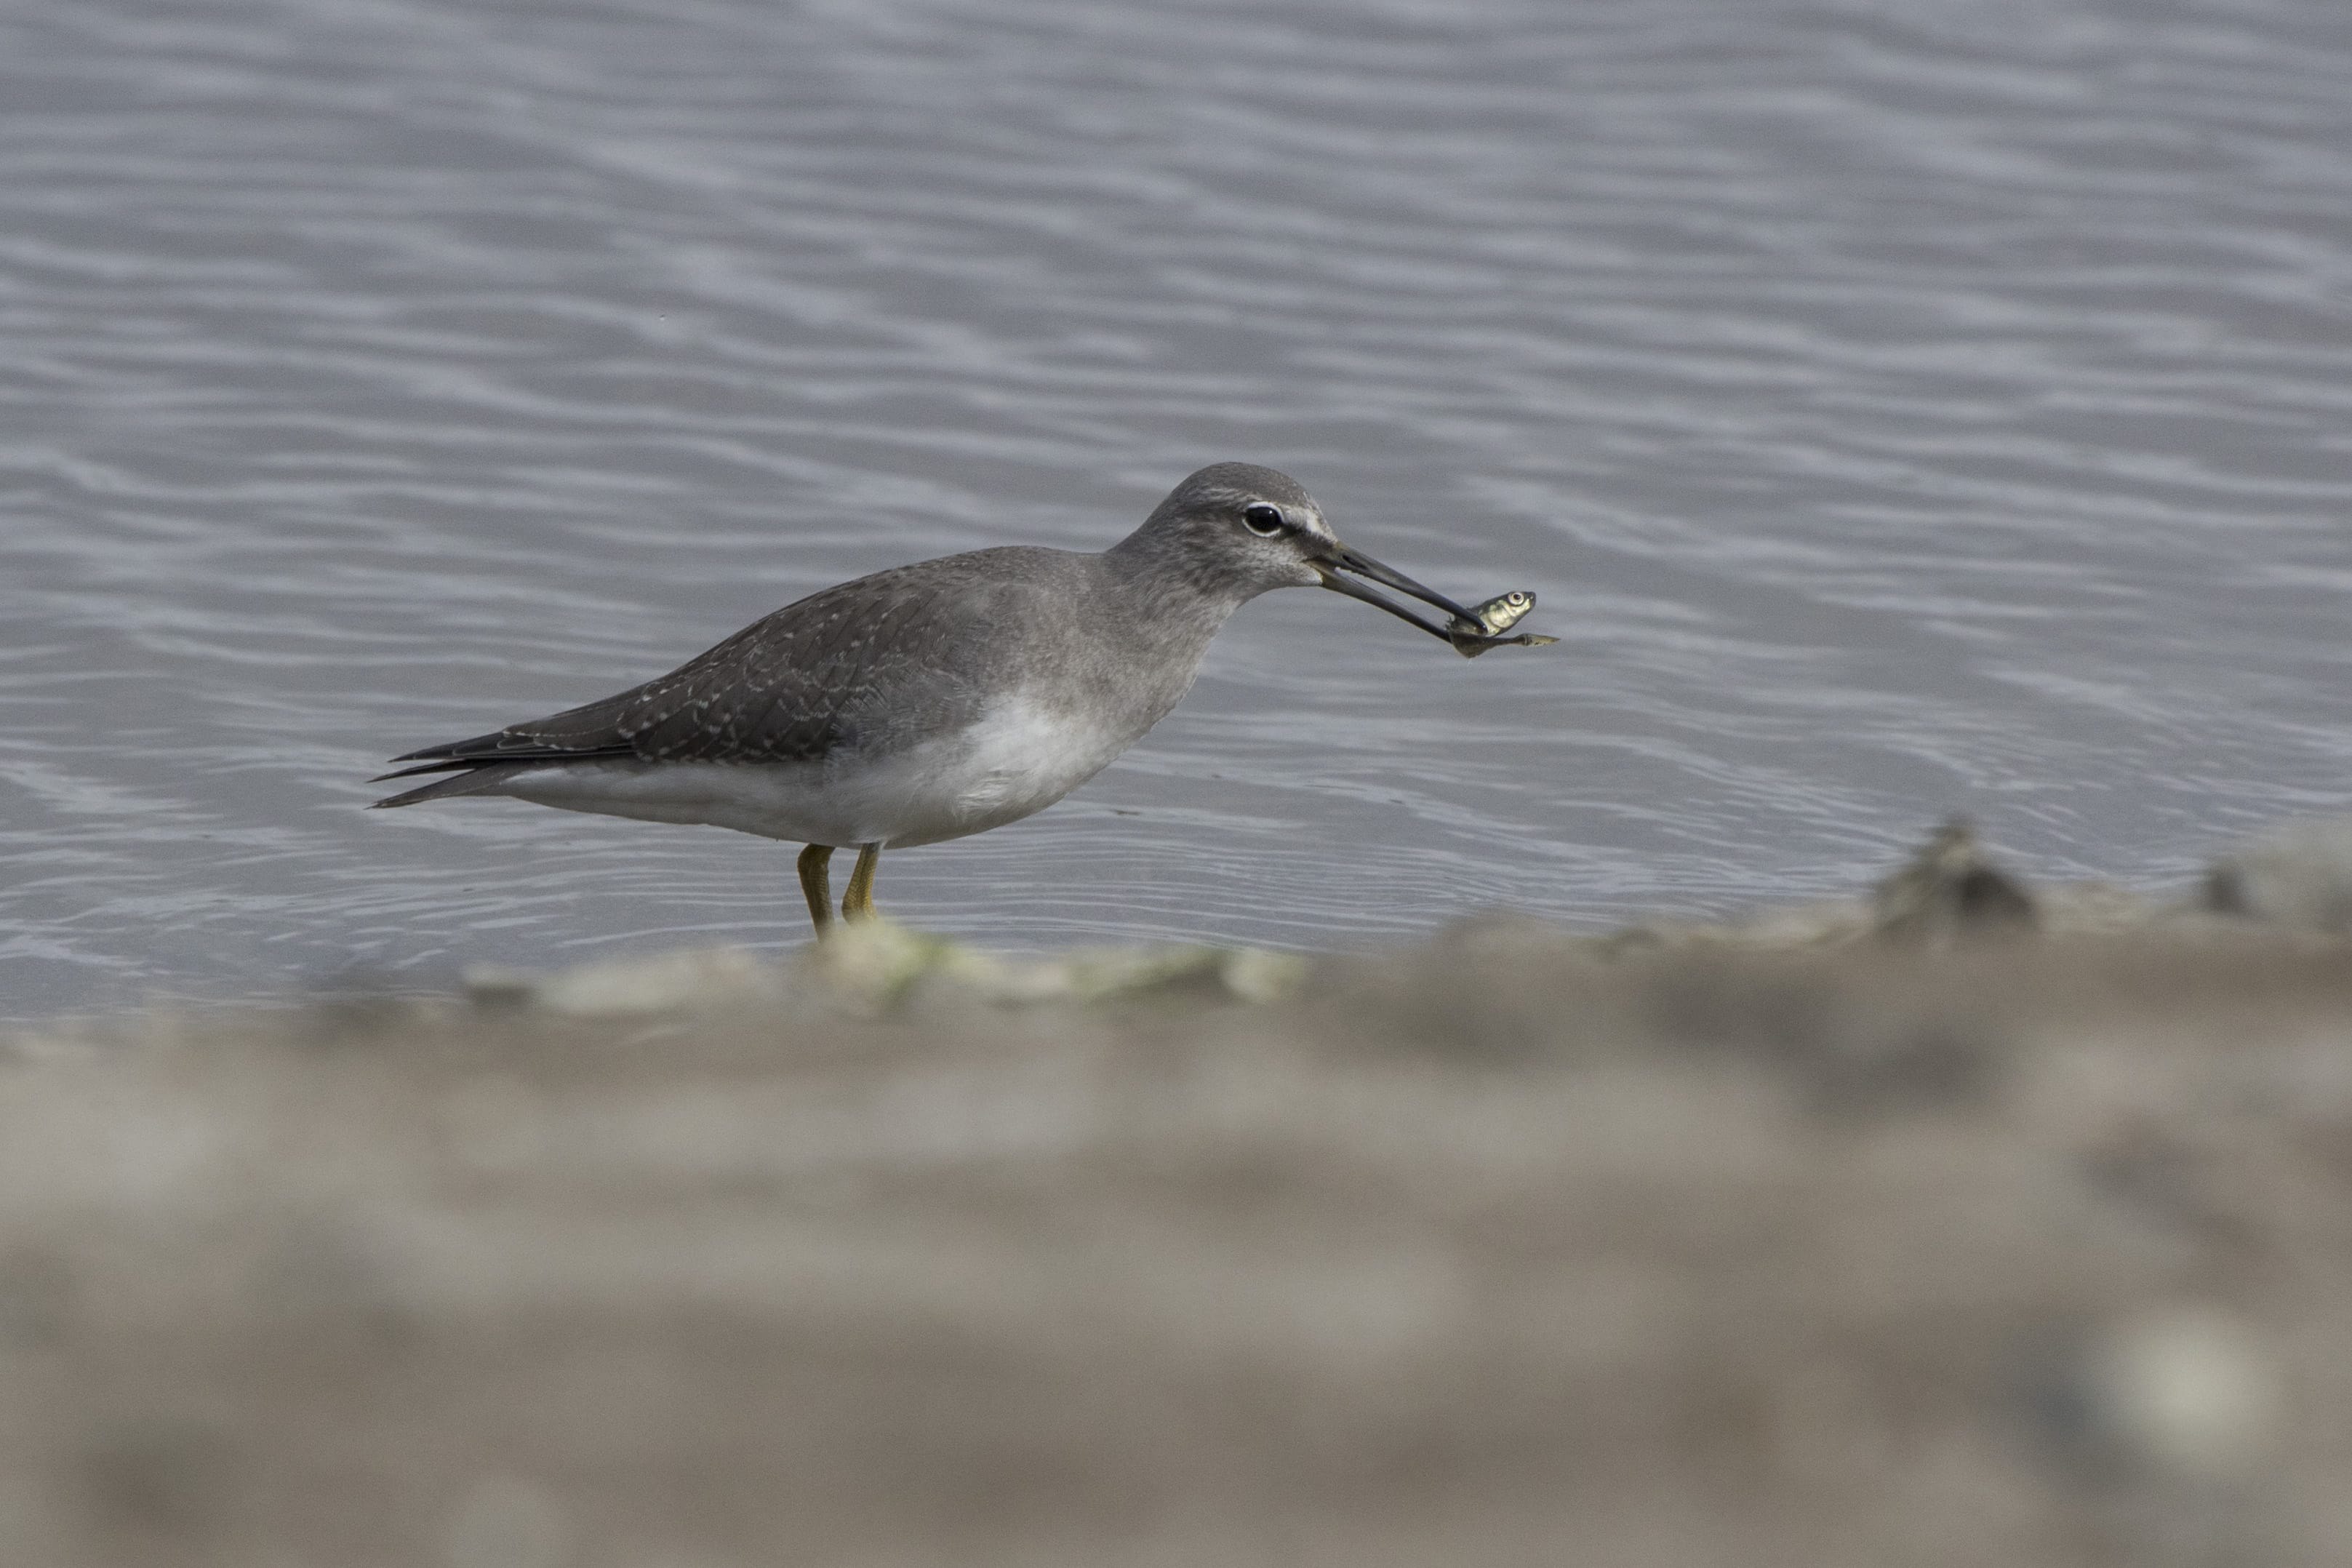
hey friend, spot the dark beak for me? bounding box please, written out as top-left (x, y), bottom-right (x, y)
top-left (1314, 542), bottom-right (1479, 641)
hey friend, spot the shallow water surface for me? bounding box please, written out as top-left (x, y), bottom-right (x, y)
top-left (5, 0), bottom-right (2351, 1016)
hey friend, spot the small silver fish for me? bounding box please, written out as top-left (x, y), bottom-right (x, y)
top-left (1451, 590), bottom-right (1537, 638)
top-left (1447, 590), bottom-right (1559, 659)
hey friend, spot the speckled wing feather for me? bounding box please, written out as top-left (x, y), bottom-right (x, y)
top-left (380, 550), bottom-right (1053, 780)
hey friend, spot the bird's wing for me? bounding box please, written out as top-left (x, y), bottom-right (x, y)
top-left (380, 553), bottom-right (1043, 778)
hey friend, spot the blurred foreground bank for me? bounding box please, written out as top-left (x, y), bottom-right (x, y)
top-left (7, 819), bottom-right (2352, 1567)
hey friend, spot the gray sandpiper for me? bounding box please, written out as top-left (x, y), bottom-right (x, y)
top-left (373, 463), bottom-right (1493, 934)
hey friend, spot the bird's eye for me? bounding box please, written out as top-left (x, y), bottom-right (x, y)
top-left (1242, 504), bottom-right (1285, 537)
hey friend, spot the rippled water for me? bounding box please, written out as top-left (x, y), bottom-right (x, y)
top-left (6, 0), bottom-right (2351, 1017)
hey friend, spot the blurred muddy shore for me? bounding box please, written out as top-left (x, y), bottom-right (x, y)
top-left (7, 821), bottom-right (2352, 1567)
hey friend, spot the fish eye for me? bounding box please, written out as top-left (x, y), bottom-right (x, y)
top-left (1241, 503), bottom-right (1286, 537)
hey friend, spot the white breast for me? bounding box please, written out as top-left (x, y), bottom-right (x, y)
top-left (874, 690), bottom-right (1140, 847)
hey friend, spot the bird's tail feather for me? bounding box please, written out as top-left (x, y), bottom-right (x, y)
top-left (369, 763), bottom-right (535, 809)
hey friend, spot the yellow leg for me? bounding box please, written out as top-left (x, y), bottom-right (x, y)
top-left (841, 843), bottom-right (881, 922)
top-left (797, 844), bottom-right (834, 936)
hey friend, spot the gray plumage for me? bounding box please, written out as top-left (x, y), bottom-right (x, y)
top-left (376, 465), bottom-right (1318, 802)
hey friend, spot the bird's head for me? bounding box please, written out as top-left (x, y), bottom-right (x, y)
top-left (1129, 463), bottom-right (1476, 627)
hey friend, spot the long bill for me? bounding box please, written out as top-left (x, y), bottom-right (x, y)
top-left (1313, 542), bottom-right (1478, 642)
